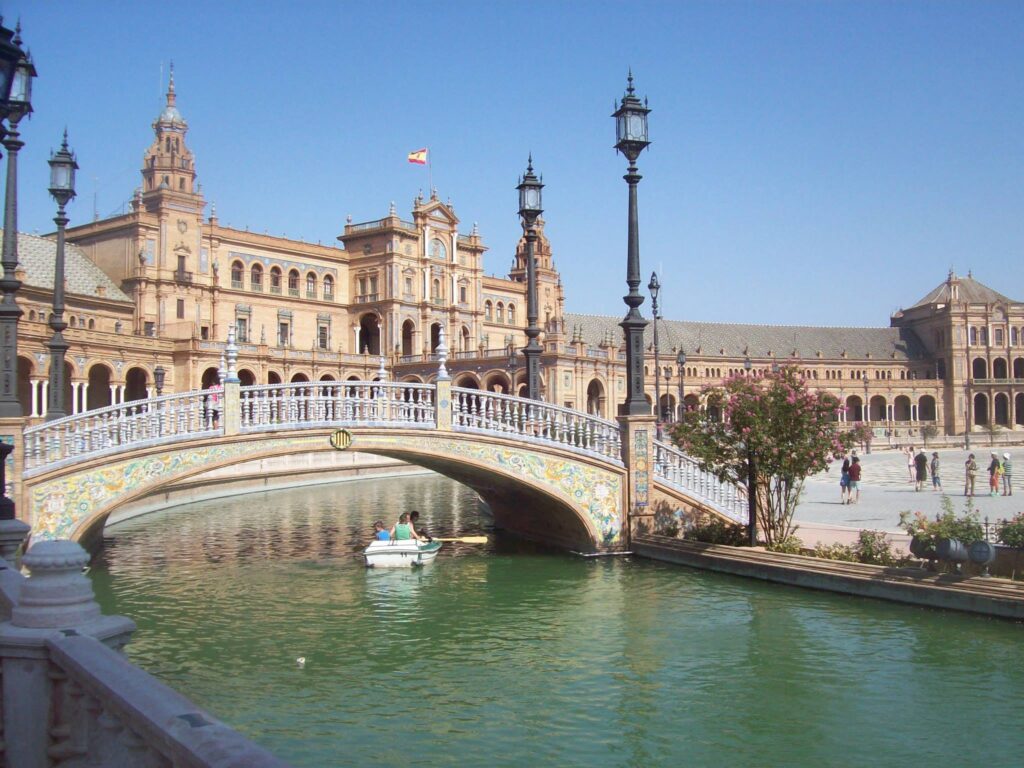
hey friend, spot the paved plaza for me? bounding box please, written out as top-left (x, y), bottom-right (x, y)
top-left (793, 446), bottom-right (1022, 543)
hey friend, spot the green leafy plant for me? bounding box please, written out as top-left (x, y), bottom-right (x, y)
top-left (813, 542), bottom-right (857, 561)
top-left (685, 512), bottom-right (746, 546)
top-left (997, 513), bottom-right (1024, 548)
top-left (671, 366), bottom-right (870, 546)
top-left (766, 535), bottom-right (804, 555)
top-left (899, 496), bottom-right (984, 551)
top-left (854, 529), bottom-right (907, 566)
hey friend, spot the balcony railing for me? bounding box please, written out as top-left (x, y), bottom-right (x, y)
top-left (355, 294), bottom-right (380, 303)
top-left (173, 269), bottom-right (192, 284)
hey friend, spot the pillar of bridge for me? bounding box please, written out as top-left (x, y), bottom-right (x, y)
top-left (0, 416), bottom-right (29, 558)
top-left (617, 413), bottom-right (658, 544)
top-left (222, 380), bottom-right (240, 436)
top-left (435, 378), bottom-right (452, 431)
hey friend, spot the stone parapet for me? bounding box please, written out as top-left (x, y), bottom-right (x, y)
top-left (634, 535), bottom-right (1024, 621)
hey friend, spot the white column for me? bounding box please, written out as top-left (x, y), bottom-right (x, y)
top-left (109, 384), bottom-right (117, 405)
top-left (29, 379), bottom-right (39, 418)
top-left (81, 381), bottom-right (89, 412)
top-left (354, 327), bottom-right (361, 354)
top-left (119, 384), bottom-right (126, 404)
top-left (71, 382), bottom-right (80, 414)
top-left (40, 381), bottom-right (49, 417)
top-left (146, 386), bottom-right (154, 399)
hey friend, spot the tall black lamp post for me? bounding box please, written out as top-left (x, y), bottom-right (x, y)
top-left (613, 72), bottom-right (651, 416)
top-left (517, 156), bottom-right (543, 400)
top-left (648, 271), bottom-right (661, 422)
top-left (0, 22), bottom-right (34, 419)
top-left (154, 365), bottom-right (166, 396)
top-left (676, 350), bottom-right (686, 420)
top-left (744, 356), bottom-right (757, 546)
top-left (45, 132), bottom-right (77, 421)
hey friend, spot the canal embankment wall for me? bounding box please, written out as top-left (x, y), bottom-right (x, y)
top-left (633, 535), bottom-right (1024, 621)
top-left (108, 451), bottom-right (430, 525)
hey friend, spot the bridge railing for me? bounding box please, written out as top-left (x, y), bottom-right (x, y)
top-left (22, 391), bottom-right (218, 477)
top-left (240, 380), bottom-right (436, 432)
top-left (452, 387), bottom-right (623, 465)
top-left (653, 440), bottom-right (747, 523)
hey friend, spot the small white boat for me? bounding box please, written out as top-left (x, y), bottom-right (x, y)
top-left (363, 539), bottom-right (443, 568)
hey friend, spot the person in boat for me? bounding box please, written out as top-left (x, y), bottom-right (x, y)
top-left (409, 510), bottom-right (433, 542)
top-left (390, 512), bottom-right (429, 543)
top-left (372, 520), bottom-right (390, 541)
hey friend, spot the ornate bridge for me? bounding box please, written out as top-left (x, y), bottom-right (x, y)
top-left (19, 378), bottom-right (745, 553)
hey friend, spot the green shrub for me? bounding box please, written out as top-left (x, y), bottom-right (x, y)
top-left (767, 535), bottom-right (804, 555)
top-left (899, 496), bottom-right (984, 550)
top-left (855, 529), bottom-right (907, 567)
top-left (685, 513), bottom-right (746, 546)
top-left (813, 542), bottom-right (857, 561)
top-left (997, 513), bottom-right (1024, 548)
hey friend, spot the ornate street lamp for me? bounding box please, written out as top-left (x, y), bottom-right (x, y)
top-left (0, 22), bottom-right (34, 418)
top-left (743, 356), bottom-right (757, 546)
top-left (613, 71), bottom-right (651, 416)
top-left (517, 156), bottom-right (543, 400)
top-left (648, 271), bottom-right (661, 422)
top-left (676, 350), bottom-right (686, 419)
top-left (154, 366), bottom-right (166, 396)
top-left (45, 131), bottom-right (77, 421)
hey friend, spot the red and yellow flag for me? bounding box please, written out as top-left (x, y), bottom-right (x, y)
top-left (407, 148), bottom-right (428, 165)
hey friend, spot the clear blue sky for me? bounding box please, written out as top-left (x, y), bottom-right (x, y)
top-left (5, 1), bottom-right (1023, 326)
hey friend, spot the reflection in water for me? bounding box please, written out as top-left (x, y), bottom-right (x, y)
top-left (91, 475), bottom-right (1024, 768)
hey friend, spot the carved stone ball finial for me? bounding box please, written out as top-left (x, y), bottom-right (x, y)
top-left (13, 540), bottom-right (102, 628)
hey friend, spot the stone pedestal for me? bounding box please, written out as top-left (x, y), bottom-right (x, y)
top-left (617, 413), bottom-right (658, 545)
top-left (0, 540), bottom-right (135, 768)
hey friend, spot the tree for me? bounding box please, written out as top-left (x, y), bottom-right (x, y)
top-left (670, 366), bottom-right (871, 546)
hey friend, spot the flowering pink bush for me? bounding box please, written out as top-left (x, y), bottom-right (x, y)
top-left (670, 366), bottom-right (870, 545)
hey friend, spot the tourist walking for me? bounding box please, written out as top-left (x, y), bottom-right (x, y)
top-left (840, 455), bottom-right (851, 503)
top-left (988, 452), bottom-right (1002, 497)
top-left (930, 452), bottom-right (942, 491)
top-left (847, 456), bottom-right (862, 504)
top-left (905, 447), bottom-right (915, 482)
top-left (914, 449), bottom-right (928, 491)
top-left (964, 453), bottom-right (977, 496)
top-left (1002, 453), bottom-right (1013, 496)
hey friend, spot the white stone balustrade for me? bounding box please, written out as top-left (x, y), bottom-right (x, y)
top-left (18, 382), bottom-right (745, 525)
top-left (22, 391), bottom-right (218, 477)
top-left (452, 388), bottom-right (624, 465)
top-left (653, 440), bottom-right (747, 523)
top-left (239, 381), bottom-right (436, 431)
top-left (0, 540), bottom-right (289, 768)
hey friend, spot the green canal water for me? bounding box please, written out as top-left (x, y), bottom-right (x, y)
top-left (89, 474), bottom-right (1024, 767)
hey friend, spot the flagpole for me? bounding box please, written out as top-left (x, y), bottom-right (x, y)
top-left (428, 147), bottom-right (433, 196)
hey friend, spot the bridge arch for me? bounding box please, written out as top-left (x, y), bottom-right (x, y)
top-left (453, 372), bottom-right (480, 389)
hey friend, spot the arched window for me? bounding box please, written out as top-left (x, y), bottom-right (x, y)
top-left (431, 279), bottom-right (441, 301)
top-left (323, 275), bottom-right (334, 300)
top-left (270, 267), bottom-right (282, 294)
top-left (496, 303), bottom-right (504, 323)
top-left (70, 316), bottom-right (77, 328)
top-left (230, 261), bottom-right (244, 289)
top-left (250, 264), bottom-right (263, 291)
top-left (507, 304), bottom-right (516, 325)
top-left (485, 301), bottom-right (493, 321)
top-left (88, 319), bottom-right (95, 330)
top-left (306, 272), bottom-right (317, 299)
top-left (288, 269), bottom-right (300, 296)
top-left (969, 326), bottom-right (978, 345)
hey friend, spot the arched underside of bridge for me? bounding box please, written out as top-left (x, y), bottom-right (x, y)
top-left (24, 429), bottom-right (630, 554)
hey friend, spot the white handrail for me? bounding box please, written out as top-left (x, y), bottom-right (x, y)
top-left (653, 439), bottom-right (747, 523)
top-left (239, 381), bottom-right (435, 431)
top-left (451, 387), bottom-right (623, 465)
top-left (22, 391), bottom-right (217, 476)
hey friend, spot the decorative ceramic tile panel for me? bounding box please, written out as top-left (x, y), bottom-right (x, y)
top-left (30, 436), bottom-right (322, 541)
